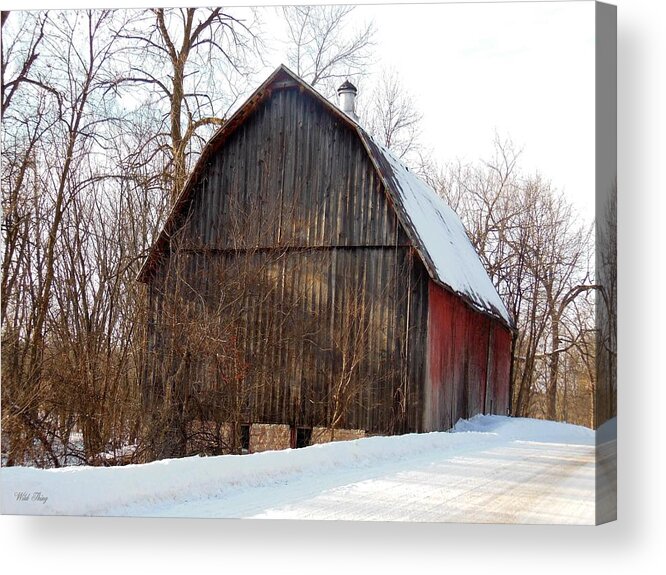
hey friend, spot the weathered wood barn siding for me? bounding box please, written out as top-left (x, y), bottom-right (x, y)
top-left (143, 81), bottom-right (429, 434)
top-left (182, 86), bottom-right (409, 250)
top-left (140, 66), bottom-right (513, 442)
top-left (424, 281), bottom-right (512, 431)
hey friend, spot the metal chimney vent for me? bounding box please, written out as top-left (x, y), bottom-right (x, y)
top-left (337, 79), bottom-right (358, 121)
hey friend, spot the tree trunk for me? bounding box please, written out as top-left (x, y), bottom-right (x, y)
top-left (546, 317), bottom-right (560, 420)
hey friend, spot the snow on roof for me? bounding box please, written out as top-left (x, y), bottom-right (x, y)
top-left (360, 135), bottom-right (512, 325)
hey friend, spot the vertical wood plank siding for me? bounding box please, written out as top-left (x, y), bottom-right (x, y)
top-left (490, 323), bottom-right (512, 415)
top-left (145, 86), bottom-right (425, 434)
top-left (424, 280), bottom-right (511, 431)
top-left (182, 87), bottom-right (408, 251)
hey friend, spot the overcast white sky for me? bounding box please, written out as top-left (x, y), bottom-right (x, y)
top-left (9, 0), bottom-right (597, 222)
top-left (257, 1), bottom-right (596, 224)
top-left (363, 2), bottom-right (596, 224)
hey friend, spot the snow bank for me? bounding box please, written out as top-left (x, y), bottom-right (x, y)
top-left (453, 414), bottom-right (595, 445)
top-left (1, 416), bottom-right (593, 517)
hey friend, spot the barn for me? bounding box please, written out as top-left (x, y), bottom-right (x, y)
top-left (137, 65), bottom-right (514, 457)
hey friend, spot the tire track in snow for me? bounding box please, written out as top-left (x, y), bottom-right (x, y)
top-left (248, 441), bottom-right (595, 523)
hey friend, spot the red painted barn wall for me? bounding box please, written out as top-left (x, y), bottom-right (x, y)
top-left (466, 313), bottom-right (490, 418)
top-left (424, 280), bottom-right (511, 431)
top-left (490, 323), bottom-right (512, 415)
top-left (424, 282), bottom-right (454, 431)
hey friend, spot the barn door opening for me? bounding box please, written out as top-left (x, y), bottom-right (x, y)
top-left (291, 426), bottom-right (312, 448)
top-left (240, 424), bottom-right (251, 453)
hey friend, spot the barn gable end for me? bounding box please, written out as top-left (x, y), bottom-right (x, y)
top-left (175, 82), bottom-right (409, 253)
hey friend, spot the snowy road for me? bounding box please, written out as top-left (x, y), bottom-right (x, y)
top-left (123, 439), bottom-right (595, 523)
top-left (1, 416), bottom-right (601, 524)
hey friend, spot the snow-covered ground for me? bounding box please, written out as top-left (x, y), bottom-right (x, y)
top-left (0, 416), bottom-right (603, 524)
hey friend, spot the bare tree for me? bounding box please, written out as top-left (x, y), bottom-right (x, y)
top-left (596, 181), bottom-right (617, 425)
top-left (115, 8), bottom-right (260, 202)
top-left (2, 10), bottom-right (125, 464)
top-left (281, 4), bottom-right (375, 95)
top-left (361, 69), bottom-right (423, 163)
top-left (1, 10), bottom-right (166, 467)
top-left (141, 190), bottom-right (311, 458)
top-left (1, 11), bottom-right (47, 117)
